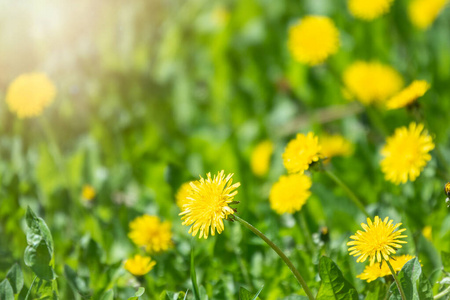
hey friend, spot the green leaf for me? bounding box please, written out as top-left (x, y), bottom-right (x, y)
top-left (316, 256), bottom-right (358, 300)
top-left (24, 207), bottom-right (55, 280)
top-left (159, 290), bottom-right (187, 300)
top-left (417, 273), bottom-right (433, 300)
top-left (0, 279), bottom-right (14, 300)
top-left (63, 265), bottom-right (91, 298)
top-left (239, 286), bottom-right (263, 300)
top-left (127, 287), bottom-right (145, 300)
top-left (365, 280), bottom-right (387, 300)
top-left (100, 289), bottom-right (114, 300)
top-left (390, 257), bottom-right (422, 300)
top-left (6, 263), bottom-right (24, 294)
top-left (441, 251), bottom-right (450, 273)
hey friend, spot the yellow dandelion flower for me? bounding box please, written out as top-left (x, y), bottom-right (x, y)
top-left (320, 134), bottom-right (353, 162)
top-left (283, 132), bottom-right (322, 174)
top-left (348, 0), bottom-right (395, 20)
top-left (409, 0), bottom-right (448, 29)
top-left (176, 181), bottom-right (195, 210)
top-left (269, 174), bottom-right (312, 214)
top-left (81, 185), bottom-right (96, 201)
top-left (343, 61), bottom-right (403, 105)
top-left (357, 254), bottom-right (415, 282)
top-left (422, 226), bottom-right (432, 241)
top-left (128, 215), bottom-right (173, 252)
top-left (386, 80), bottom-right (430, 110)
top-left (179, 171), bottom-right (240, 239)
top-left (6, 72), bottom-right (56, 118)
top-left (250, 140), bottom-right (274, 177)
top-left (288, 16), bottom-right (339, 66)
top-left (380, 123), bottom-right (434, 184)
top-left (124, 254), bottom-right (156, 276)
top-left (445, 182), bottom-right (450, 196)
top-left (348, 216), bottom-right (407, 265)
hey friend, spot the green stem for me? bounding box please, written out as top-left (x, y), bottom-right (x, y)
top-left (323, 170), bottom-right (370, 218)
top-left (190, 241), bottom-right (201, 300)
top-left (386, 260), bottom-right (406, 300)
top-left (296, 210), bottom-right (315, 255)
top-left (233, 215), bottom-right (315, 300)
top-left (434, 285), bottom-right (450, 299)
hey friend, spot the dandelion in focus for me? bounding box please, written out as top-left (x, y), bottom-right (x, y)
top-left (320, 134), bottom-right (353, 162)
top-left (380, 123), bottom-right (434, 184)
top-left (386, 80), bottom-right (430, 110)
top-left (128, 215), bottom-right (173, 252)
top-left (81, 185), bottom-right (96, 202)
top-left (269, 173), bottom-right (312, 214)
top-left (343, 61), bottom-right (403, 105)
top-left (409, 0), bottom-right (448, 29)
top-left (283, 132), bottom-right (322, 174)
top-left (179, 171), bottom-right (240, 239)
top-left (347, 216), bottom-right (407, 265)
top-left (288, 16), bottom-right (339, 66)
top-left (250, 140), bottom-right (274, 177)
top-left (348, 0), bottom-right (395, 20)
top-left (6, 72), bottom-right (56, 118)
top-left (357, 255), bottom-right (415, 282)
top-left (124, 254), bottom-right (156, 276)
top-left (422, 226), bottom-right (432, 241)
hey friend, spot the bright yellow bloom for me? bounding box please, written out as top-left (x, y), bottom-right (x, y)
top-left (124, 254), bottom-right (156, 276)
top-left (179, 171), bottom-right (240, 239)
top-left (250, 140), bottom-right (274, 177)
top-left (445, 182), bottom-right (450, 195)
top-left (128, 215), bottom-right (173, 252)
top-left (288, 16), bottom-right (339, 66)
top-left (409, 0), bottom-right (448, 29)
top-left (348, 216), bottom-right (407, 265)
top-left (422, 226), bottom-right (432, 241)
top-left (357, 255), bottom-right (415, 282)
top-left (343, 61), bottom-right (403, 105)
top-left (176, 181), bottom-right (194, 210)
top-left (348, 0), bottom-right (395, 20)
top-left (6, 72), bottom-right (56, 118)
top-left (386, 80), bottom-right (430, 110)
top-left (283, 132), bottom-right (321, 174)
top-left (81, 185), bottom-right (96, 201)
top-left (269, 174), bottom-right (312, 214)
top-left (320, 134), bottom-right (353, 162)
top-left (381, 123), bottom-right (434, 184)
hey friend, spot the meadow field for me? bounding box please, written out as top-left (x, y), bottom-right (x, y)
top-left (1, 0), bottom-right (450, 299)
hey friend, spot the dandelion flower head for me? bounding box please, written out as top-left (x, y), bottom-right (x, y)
top-left (357, 254), bottom-right (415, 282)
top-left (128, 215), bottom-right (173, 252)
top-left (409, 0), bottom-right (448, 29)
top-left (269, 173), bottom-right (312, 214)
top-left (176, 181), bottom-right (195, 210)
top-left (348, 216), bottom-right (407, 265)
top-left (381, 123), bottom-right (434, 184)
top-left (343, 61), bottom-right (403, 105)
top-left (82, 185), bottom-right (96, 202)
top-left (283, 132), bottom-right (322, 174)
top-left (179, 171), bottom-right (240, 239)
top-left (6, 72), bottom-right (56, 118)
top-left (288, 16), bottom-right (339, 66)
top-left (320, 134), bottom-right (353, 162)
top-left (348, 0), bottom-right (395, 20)
top-left (422, 225), bottom-right (432, 241)
top-left (386, 80), bottom-right (430, 110)
top-left (124, 254), bottom-right (156, 276)
top-left (250, 140), bottom-right (274, 177)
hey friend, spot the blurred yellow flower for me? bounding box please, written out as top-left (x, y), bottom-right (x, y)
top-left (250, 140), bottom-right (274, 177)
top-left (6, 72), bottom-right (56, 118)
top-left (343, 61), bottom-right (403, 105)
top-left (320, 135), bottom-right (353, 162)
top-left (211, 6), bottom-right (230, 27)
top-left (124, 254), bottom-right (156, 276)
top-left (409, 0), bottom-right (448, 29)
top-left (82, 185), bottom-right (96, 201)
top-left (348, 0), bottom-right (395, 20)
top-left (381, 123), bottom-right (434, 184)
top-left (129, 215), bottom-right (173, 252)
top-left (283, 132), bottom-right (322, 174)
top-left (357, 254), bottom-right (415, 282)
top-left (386, 80), bottom-right (430, 110)
top-left (422, 225), bottom-right (432, 241)
top-left (175, 181), bottom-right (194, 210)
top-left (348, 216), bottom-right (407, 265)
top-left (179, 171), bottom-right (240, 239)
top-left (288, 16), bottom-right (339, 66)
top-left (269, 174), bottom-right (312, 214)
